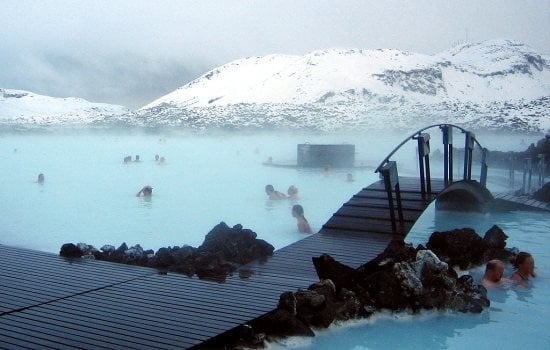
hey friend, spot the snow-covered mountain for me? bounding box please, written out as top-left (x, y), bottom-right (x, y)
top-left (137, 39), bottom-right (549, 132)
top-left (2, 39), bottom-right (548, 132)
top-left (0, 88), bottom-right (129, 126)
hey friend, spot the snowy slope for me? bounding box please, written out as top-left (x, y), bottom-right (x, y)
top-left (137, 39), bottom-right (549, 132)
top-left (142, 39), bottom-right (549, 109)
top-left (0, 88), bottom-right (129, 124)
top-left (2, 39), bottom-right (548, 132)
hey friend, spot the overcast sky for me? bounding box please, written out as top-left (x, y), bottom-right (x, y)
top-left (1, 0), bottom-right (549, 109)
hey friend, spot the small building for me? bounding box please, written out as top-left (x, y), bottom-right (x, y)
top-left (297, 144), bottom-right (355, 167)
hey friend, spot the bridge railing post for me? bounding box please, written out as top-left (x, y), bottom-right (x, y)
top-left (440, 125), bottom-right (453, 186)
top-left (522, 157), bottom-right (532, 194)
top-left (379, 161), bottom-right (403, 234)
top-left (463, 131), bottom-right (475, 181)
top-left (414, 133), bottom-right (431, 197)
top-left (538, 154), bottom-right (546, 188)
top-left (480, 148), bottom-right (488, 188)
top-left (508, 152), bottom-right (515, 189)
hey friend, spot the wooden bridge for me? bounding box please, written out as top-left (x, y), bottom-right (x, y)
top-left (1, 124), bottom-right (548, 349)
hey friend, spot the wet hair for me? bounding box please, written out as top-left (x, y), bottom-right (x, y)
top-left (513, 252), bottom-right (532, 268)
top-left (292, 204), bottom-right (303, 214)
top-left (292, 205), bottom-right (308, 222)
top-left (143, 186), bottom-right (152, 195)
top-left (287, 185), bottom-right (298, 195)
top-left (485, 260), bottom-right (501, 272)
top-left (265, 184), bottom-right (274, 193)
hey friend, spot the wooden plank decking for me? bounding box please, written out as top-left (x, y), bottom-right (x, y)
top-left (493, 192), bottom-right (550, 212)
top-left (0, 177), bottom-right (445, 349)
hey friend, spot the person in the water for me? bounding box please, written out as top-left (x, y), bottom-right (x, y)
top-left (265, 184), bottom-right (286, 200)
top-left (136, 185), bottom-right (153, 197)
top-left (287, 185), bottom-right (299, 200)
top-left (37, 173), bottom-right (45, 184)
top-left (481, 259), bottom-right (509, 288)
top-left (292, 204), bottom-right (313, 234)
top-left (510, 252), bottom-right (536, 286)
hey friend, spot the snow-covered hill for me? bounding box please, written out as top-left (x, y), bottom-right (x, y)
top-left (137, 39), bottom-right (549, 132)
top-left (0, 88), bottom-right (129, 125)
top-left (2, 39), bottom-right (548, 132)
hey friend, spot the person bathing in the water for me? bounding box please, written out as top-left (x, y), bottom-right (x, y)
top-left (265, 184), bottom-right (286, 200)
top-left (292, 204), bottom-right (313, 234)
top-left (510, 252), bottom-right (536, 287)
top-left (136, 185), bottom-right (153, 197)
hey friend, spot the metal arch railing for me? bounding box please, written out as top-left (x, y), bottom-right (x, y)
top-left (375, 123), bottom-right (485, 174)
top-left (375, 123), bottom-right (489, 234)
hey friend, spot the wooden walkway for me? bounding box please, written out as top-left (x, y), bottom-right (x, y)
top-left (493, 192), bottom-right (550, 212)
top-left (0, 177), bottom-right (447, 349)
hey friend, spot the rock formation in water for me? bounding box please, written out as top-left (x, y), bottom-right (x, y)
top-left (221, 225), bottom-right (513, 348)
top-left (426, 225), bottom-right (512, 269)
top-left (59, 222), bottom-right (274, 282)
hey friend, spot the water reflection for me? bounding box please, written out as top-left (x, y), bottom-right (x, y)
top-left (138, 196), bottom-right (153, 209)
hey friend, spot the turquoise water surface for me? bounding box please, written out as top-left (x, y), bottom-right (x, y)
top-left (1, 130), bottom-right (547, 349)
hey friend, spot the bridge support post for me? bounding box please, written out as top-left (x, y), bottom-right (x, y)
top-left (463, 132), bottom-right (475, 180)
top-left (415, 133), bottom-right (431, 197)
top-left (440, 125), bottom-right (453, 186)
top-left (380, 161), bottom-right (403, 234)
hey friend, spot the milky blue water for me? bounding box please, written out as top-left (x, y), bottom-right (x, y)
top-left (273, 208), bottom-right (550, 350)
top-left (0, 130), bottom-right (547, 349)
top-left (1, 131), bottom-right (412, 253)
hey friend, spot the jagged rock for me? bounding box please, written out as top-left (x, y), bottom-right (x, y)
top-left (312, 254), bottom-right (359, 292)
top-left (335, 288), bottom-right (364, 320)
top-left (151, 247), bottom-right (175, 267)
top-left (357, 239), bottom-right (418, 276)
top-left (198, 222), bottom-right (274, 264)
top-left (59, 243), bottom-right (83, 258)
top-left (393, 261), bottom-right (423, 297)
top-left (76, 242), bottom-right (97, 256)
top-left (60, 222), bottom-right (273, 282)
top-left (311, 246), bottom-right (490, 314)
top-left (100, 244), bottom-right (115, 253)
top-left (426, 228), bottom-right (486, 269)
top-left (483, 225), bottom-right (508, 249)
top-left (253, 309), bottom-right (314, 338)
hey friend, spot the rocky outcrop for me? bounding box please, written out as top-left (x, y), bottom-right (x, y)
top-left (59, 243), bottom-right (83, 258)
top-left (230, 226), bottom-right (514, 347)
top-left (313, 242), bottom-right (489, 313)
top-left (59, 222), bottom-right (274, 282)
top-left (249, 279), bottom-right (365, 342)
top-left (426, 226), bottom-right (513, 269)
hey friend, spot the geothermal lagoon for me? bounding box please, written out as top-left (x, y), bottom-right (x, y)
top-left (1, 130), bottom-right (548, 349)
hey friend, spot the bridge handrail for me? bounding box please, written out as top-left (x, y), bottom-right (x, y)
top-left (374, 123), bottom-right (485, 173)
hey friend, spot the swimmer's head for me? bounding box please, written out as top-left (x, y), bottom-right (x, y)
top-left (513, 252), bottom-right (533, 268)
top-left (142, 185), bottom-right (153, 196)
top-left (265, 184), bottom-right (274, 194)
top-left (287, 185), bottom-right (298, 196)
top-left (292, 204), bottom-right (304, 217)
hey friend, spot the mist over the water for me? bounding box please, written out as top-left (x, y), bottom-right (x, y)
top-left (0, 130), bottom-right (396, 253)
top-left (0, 128), bottom-right (541, 254)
